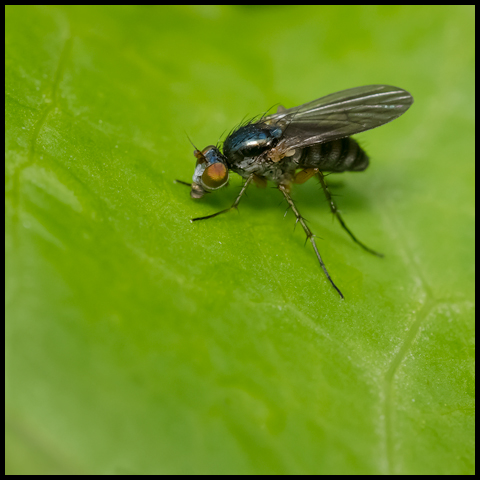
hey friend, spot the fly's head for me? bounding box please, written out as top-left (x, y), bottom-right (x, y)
top-left (190, 146), bottom-right (229, 199)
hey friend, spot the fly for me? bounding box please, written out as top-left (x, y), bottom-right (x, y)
top-left (176, 85), bottom-right (414, 299)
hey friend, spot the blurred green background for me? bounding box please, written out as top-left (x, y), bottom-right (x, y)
top-left (5, 5), bottom-right (474, 475)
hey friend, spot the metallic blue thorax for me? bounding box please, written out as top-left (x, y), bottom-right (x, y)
top-left (223, 123), bottom-right (283, 166)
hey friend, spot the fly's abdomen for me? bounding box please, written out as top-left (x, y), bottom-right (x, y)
top-left (300, 137), bottom-right (369, 172)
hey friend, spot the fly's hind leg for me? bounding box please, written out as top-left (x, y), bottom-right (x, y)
top-left (279, 184), bottom-right (344, 299)
top-left (191, 174), bottom-right (254, 223)
top-left (317, 171), bottom-right (384, 257)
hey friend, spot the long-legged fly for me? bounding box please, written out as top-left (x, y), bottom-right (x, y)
top-left (176, 85), bottom-right (413, 299)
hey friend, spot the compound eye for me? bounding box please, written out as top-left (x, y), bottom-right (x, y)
top-left (201, 163), bottom-right (228, 189)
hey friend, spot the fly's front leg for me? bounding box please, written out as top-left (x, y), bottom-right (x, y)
top-left (191, 174), bottom-right (254, 223)
top-left (174, 179), bottom-right (191, 187)
top-left (278, 184), bottom-right (344, 299)
top-left (317, 171), bottom-right (383, 257)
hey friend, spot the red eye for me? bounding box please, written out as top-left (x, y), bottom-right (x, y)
top-left (202, 163), bottom-right (228, 189)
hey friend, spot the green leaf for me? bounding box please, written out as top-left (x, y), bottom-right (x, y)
top-left (5, 5), bottom-right (474, 475)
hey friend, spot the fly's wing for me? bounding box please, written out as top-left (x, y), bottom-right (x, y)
top-left (263, 85), bottom-right (413, 151)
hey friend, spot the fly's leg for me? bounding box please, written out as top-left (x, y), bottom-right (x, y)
top-left (191, 174), bottom-right (254, 223)
top-left (175, 179), bottom-right (192, 187)
top-left (278, 184), bottom-right (344, 299)
top-left (317, 171), bottom-right (384, 257)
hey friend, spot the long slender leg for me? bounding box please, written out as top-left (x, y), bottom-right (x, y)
top-left (279, 184), bottom-right (344, 299)
top-left (175, 179), bottom-right (191, 187)
top-left (317, 171), bottom-right (383, 257)
top-left (191, 174), bottom-right (254, 223)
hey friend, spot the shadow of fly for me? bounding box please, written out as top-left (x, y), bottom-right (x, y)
top-left (176, 85), bottom-right (413, 299)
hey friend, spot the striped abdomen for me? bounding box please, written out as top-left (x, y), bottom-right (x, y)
top-left (299, 137), bottom-right (369, 172)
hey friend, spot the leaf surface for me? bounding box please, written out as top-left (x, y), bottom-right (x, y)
top-left (5, 5), bottom-right (474, 475)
